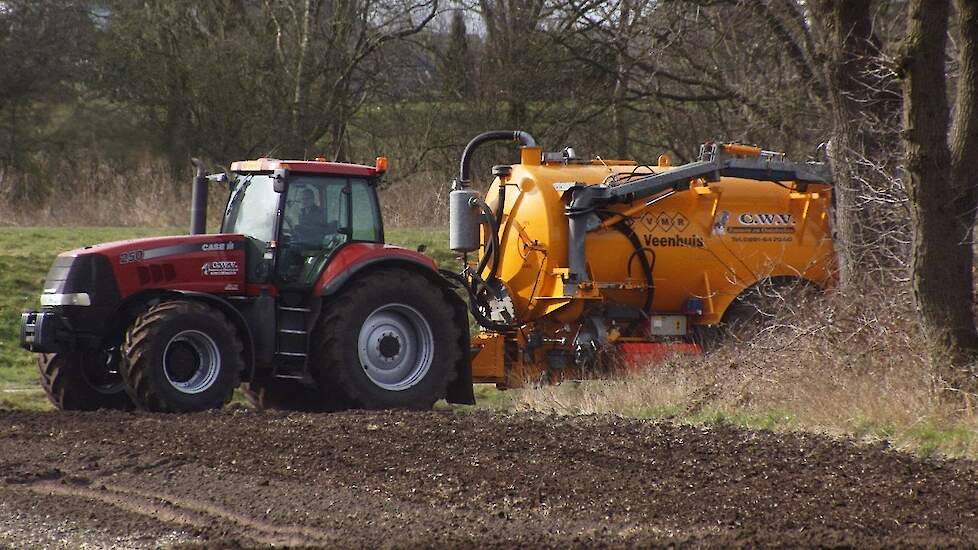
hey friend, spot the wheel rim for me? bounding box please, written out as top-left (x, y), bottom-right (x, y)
top-left (81, 349), bottom-right (126, 395)
top-left (163, 330), bottom-right (222, 394)
top-left (357, 303), bottom-right (434, 391)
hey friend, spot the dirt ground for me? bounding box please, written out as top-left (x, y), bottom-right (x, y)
top-left (1, 409), bottom-right (978, 549)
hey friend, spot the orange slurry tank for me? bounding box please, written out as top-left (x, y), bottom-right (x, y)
top-left (448, 132), bottom-right (835, 387)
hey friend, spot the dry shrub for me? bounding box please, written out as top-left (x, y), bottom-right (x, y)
top-left (0, 159), bottom-right (447, 229)
top-left (377, 175), bottom-right (450, 228)
top-left (0, 158), bottom-right (195, 227)
top-left (513, 282), bottom-right (978, 456)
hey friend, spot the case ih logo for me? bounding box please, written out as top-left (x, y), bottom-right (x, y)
top-left (640, 212), bottom-right (690, 233)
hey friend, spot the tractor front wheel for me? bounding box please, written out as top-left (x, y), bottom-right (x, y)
top-left (38, 351), bottom-right (134, 411)
top-left (121, 300), bottom-right (243, 412)
top-left (313, 268), bottom-right (461, 410)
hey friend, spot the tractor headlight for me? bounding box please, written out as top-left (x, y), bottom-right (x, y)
top-left (40, 292), bottom-right (92, 307)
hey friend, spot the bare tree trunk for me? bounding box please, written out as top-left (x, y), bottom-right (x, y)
top-left (290, 0), bottom-right (313, 157)
top-left (610, 0), bottom-right (633, 159)
top-left (813, 0), bottom-right (890, 286)
top-left (611, 56), bottom-right (628, 158)
top-left (950, 0), bottom-right (978, 217)
top-left (903, 0), bottom-right (978, 398)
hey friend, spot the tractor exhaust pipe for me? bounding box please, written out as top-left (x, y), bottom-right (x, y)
top-left (190, 158), bottom-right (208, 235)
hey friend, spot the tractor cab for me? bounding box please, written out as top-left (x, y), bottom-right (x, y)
top-left (223, 158), bottom-right (386, 288)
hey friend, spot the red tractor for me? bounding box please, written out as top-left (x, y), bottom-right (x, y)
top-left (20, 157), bottom-right (474, 412)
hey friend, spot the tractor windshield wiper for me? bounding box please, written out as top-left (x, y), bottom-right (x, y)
top-left (225, 175), bottom-right (254, 214)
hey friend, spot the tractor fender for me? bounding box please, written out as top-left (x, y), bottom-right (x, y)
top-left (314, 243), bottom-right (476, 405)
top-left (113, 290), bottom-right (256, 381)
top-left (314, 243), bottom-right (438, 297)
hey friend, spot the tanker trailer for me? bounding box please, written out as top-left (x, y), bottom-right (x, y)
top-left (445, 131), bottom-right (835, 387)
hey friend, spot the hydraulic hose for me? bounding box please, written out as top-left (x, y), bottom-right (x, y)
top-left (614, 221), bottom-right (655, 317)
top-left (474, 199), bottom-right (501, 283)
top-left (439, 269), bottom-right (514, 332)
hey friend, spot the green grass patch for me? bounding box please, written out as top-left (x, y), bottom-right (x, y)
top-left (387, 227), bottom-right (453, 267)
top-left (0, 387), bottom-right (49, 411)
top-left (688, 407), bottom-right (800, 432)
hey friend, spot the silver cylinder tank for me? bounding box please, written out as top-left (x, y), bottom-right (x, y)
top-left (449, 188), bottom-right (482, 252)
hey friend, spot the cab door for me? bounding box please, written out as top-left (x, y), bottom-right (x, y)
top-left (276, 175), bottom-right (382, 288)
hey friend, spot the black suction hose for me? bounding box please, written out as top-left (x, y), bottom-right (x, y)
top-left (453, 130), bottom-right (537, 331)
top-left (457, 130), bottom-right (536, 186)
top-left (460, 132), bottom-right (532, 284)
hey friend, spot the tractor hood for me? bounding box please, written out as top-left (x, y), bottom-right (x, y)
top-left (60, 233), bottom-right (247, 260)
top-left (46, 234), bottom-right (250, 305)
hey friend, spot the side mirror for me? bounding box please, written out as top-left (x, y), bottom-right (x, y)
top-left (272, 169), bottom-right (289, 193)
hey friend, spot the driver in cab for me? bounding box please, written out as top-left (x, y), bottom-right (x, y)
top-left (293, 188), bottom-right (326, 245)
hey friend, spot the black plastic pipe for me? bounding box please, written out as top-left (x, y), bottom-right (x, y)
top-left (456, 130), bottom-right (537, 187)
top-left (190, 158), bottom-right (208, 235)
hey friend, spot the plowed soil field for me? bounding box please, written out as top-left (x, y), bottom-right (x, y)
top-left (2, 409), bottom-right (978, 549)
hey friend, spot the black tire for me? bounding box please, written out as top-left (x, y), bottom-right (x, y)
top-left (121, 300), bottom-right (243, 412)
top-left (241, 374), bottom-right (345, 412)
top-left (38, 351), bottom-right (134, 411)
top-left (694, 279), bottom-right (817, 351)
top-left (313, 268), bottom-right (461, 410)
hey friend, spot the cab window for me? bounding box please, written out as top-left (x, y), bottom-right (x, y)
top-left (276, 175), bottom-right (380, 286)
top-left (351, 179), bottom-right (381, 241)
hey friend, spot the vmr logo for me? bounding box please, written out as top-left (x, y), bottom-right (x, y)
top-left (640, 211), bottom-right (690, 233)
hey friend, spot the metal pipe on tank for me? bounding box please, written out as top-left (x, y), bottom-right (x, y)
top-left (456, 130), bottom-right (536, 188)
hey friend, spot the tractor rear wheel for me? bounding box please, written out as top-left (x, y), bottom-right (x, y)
top-left (121, 300), bottom-right (243, 412)
top-left (241, 374), bottom-right (346, 412)
top-left (313, 268), bottom-right (461, 410)
top-left (38, 351), bottom-right (133, 411)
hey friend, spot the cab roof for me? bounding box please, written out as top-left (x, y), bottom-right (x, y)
top-left (230, 158), bottom-right (378, 177)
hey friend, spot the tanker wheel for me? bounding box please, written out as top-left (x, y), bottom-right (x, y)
top-left (313, 268), bottom-right (460, 410)
top-left (696, 279), bottom-right (817, 351)
top-left (241, 374), bottom-right (347, 412)
top-left (121, 300), bottom-right (243, 412)
top-left (38, 351), bottom-right (134, 411)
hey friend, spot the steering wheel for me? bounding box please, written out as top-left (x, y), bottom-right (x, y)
top-left (323, 233), bottom-right (346, 250)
